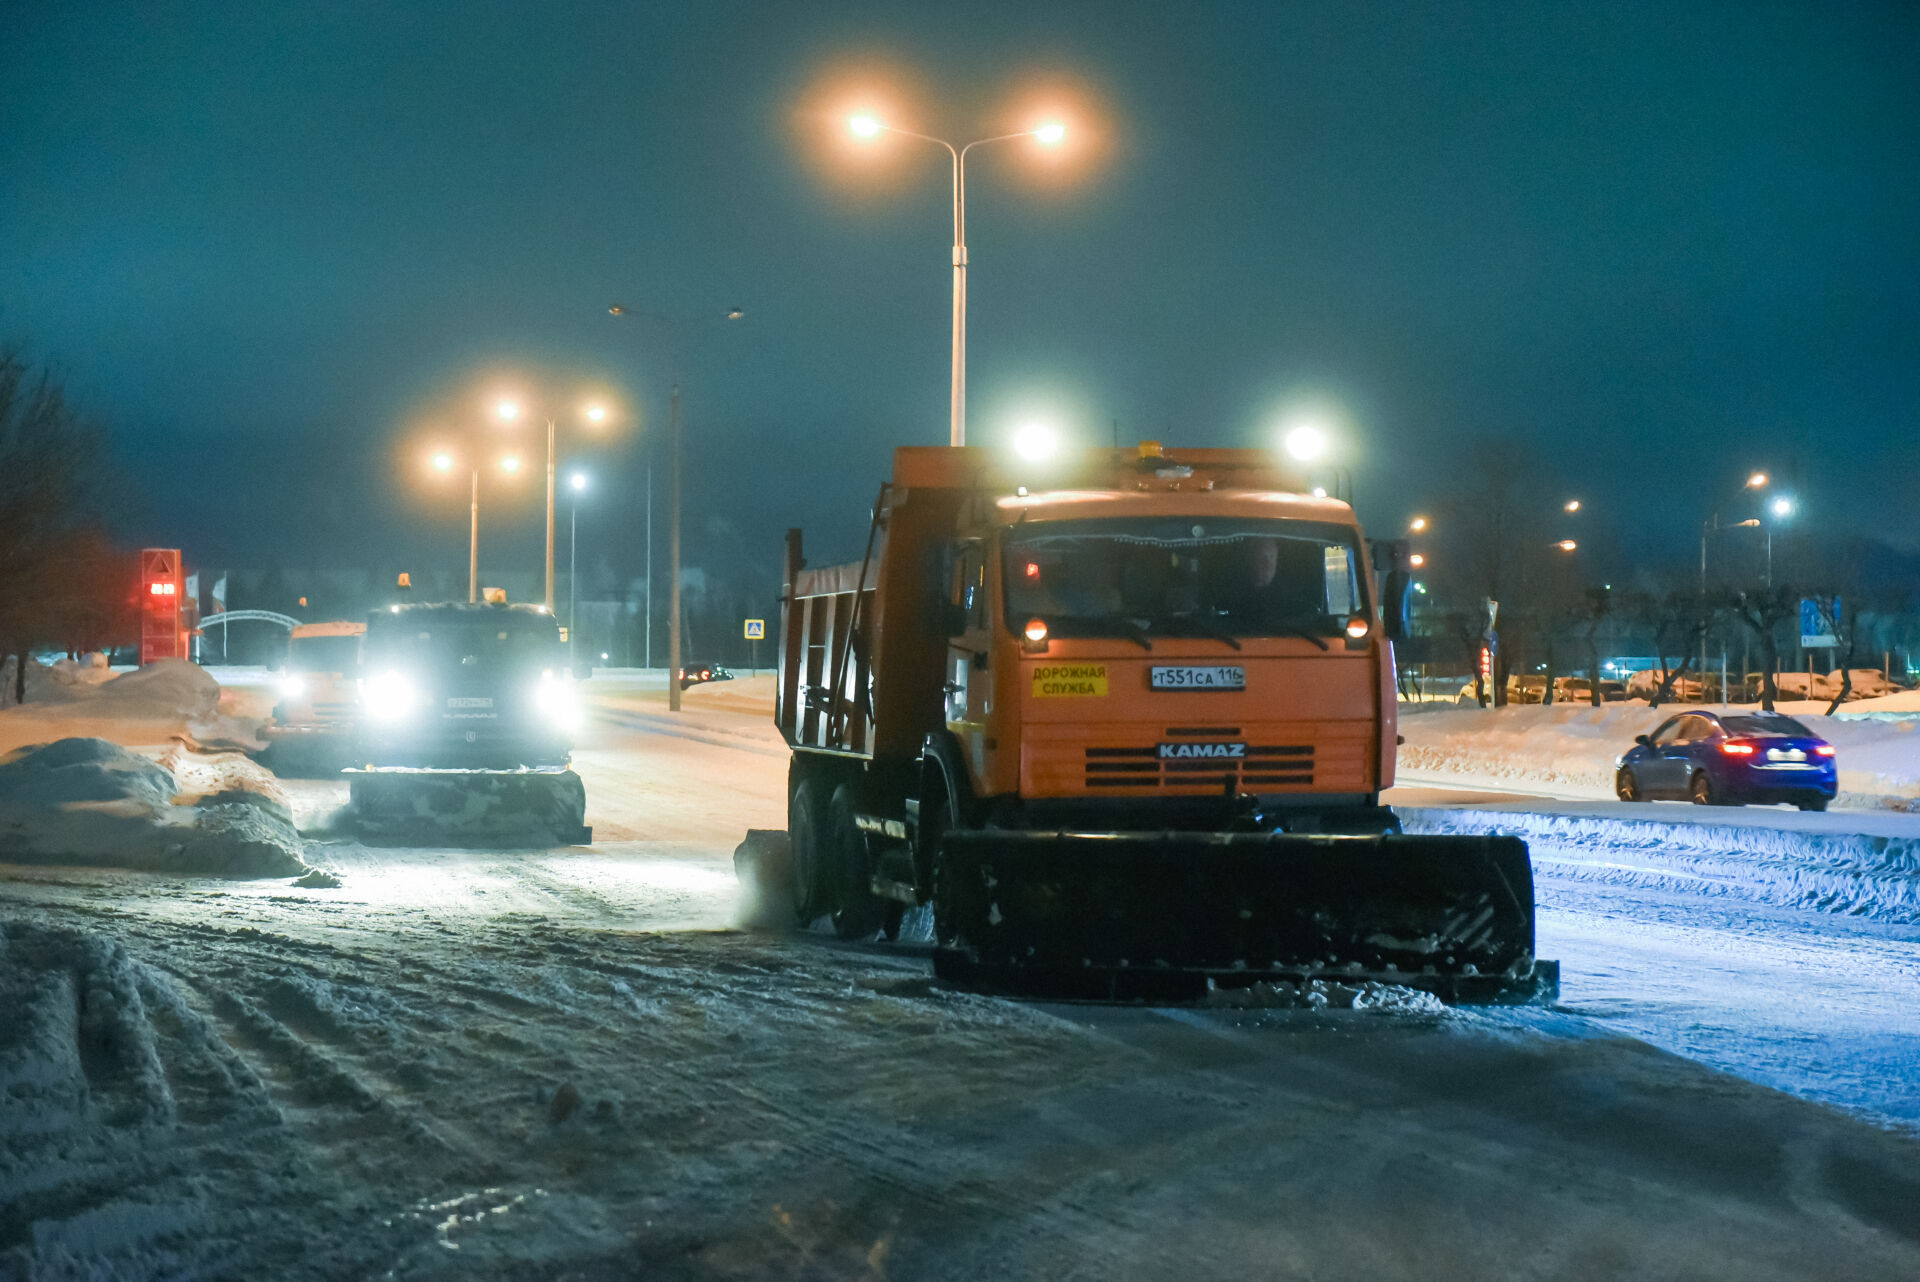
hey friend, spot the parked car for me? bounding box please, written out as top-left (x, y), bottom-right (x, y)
top-left (1625, 669), bottom-right (1704, 702)
top-left (1554, 677), bottom-right (1628, 703)
top-left (1615, 711), bottom-right (1836, 810)
top-left (677, 662), bottom-right (734, 691)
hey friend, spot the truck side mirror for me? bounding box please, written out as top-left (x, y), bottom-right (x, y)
top-left (1381, 569), bottom-right (1412, 642)
top-left (942, 601), bottom-right (969, 637)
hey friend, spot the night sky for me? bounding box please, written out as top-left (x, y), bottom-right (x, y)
top-left (4, 1), bottom-right (1916, 587)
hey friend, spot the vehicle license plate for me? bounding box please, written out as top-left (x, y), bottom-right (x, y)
top-left (447, 697), bottom-right (493, 708)
top-left (1149, 666), bottom-right (1245, 690)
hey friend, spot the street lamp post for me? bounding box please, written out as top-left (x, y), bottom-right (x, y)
top-left (431, 446), bottom-right (519, 603)
top-left (848, 115), bottom-right (1066, 447)
top-left (567, 471), bottom-right (590, 669)
top-left (607, 303), bottom-right (744, 710)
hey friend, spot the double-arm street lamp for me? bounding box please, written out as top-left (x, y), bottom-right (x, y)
top-left (429, 438), bottom-right (523, 603)
top-left (846, 114), bottom-right (1066, 447)
top-left (607, 303), bottom-right (745, 711)
top-left (494, 397), bottom-right (610, 613)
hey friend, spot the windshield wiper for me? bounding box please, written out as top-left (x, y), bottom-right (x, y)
top-left (1159, 612), bottom-right (1243, 651)
top-left (1083, 615), bottom-right (1154, 651)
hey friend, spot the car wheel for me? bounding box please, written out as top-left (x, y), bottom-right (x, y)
top-left (1688, 772), bottom-right (1717, 806)
top-left (1797, 797), bottom-right (1829, 813)
top-left (1615, 767), bottom-right (1640, 802)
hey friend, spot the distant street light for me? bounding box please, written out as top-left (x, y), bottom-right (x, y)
top-left (1747, 471), bottom-right (1769, 489)
top-left (607, 302), bottom-right (747, 710)
top-left (1409, 516), bottom-right (1430, 533)
top-left (846, 113), bottom-right (1069, 447)
top-left (1554, 540), bottom-right (1578, 552)
top-left (1563, 499), bottom-right (1582, 513)
top-left (426, 446), bottom-right (522, 602)
top-left (1408, 553), bottom-right (1427, 568)
top-left (1769, 495), bottom-right (1795, 519)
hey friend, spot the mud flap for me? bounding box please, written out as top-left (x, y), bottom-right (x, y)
top-left (931, 830), bottom-right (1550, 1005)
top-left (346, 769), bottom-right (591, 847)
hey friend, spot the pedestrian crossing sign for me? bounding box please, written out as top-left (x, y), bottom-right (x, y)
top-left (744, 619), bottom-right (765, 640)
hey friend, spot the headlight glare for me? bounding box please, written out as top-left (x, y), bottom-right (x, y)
top-left (362, 670), bottom-right (419, 722)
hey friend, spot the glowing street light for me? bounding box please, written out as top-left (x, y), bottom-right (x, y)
top-left (845, 112), bottom-right (1075, 446)
top-left (1769, 495), bottom-right (1795, 519)
top-left (1013, 421), bottom-right (1059, 461)
top-left (1283, 423), bottom-right (1328, 462)
top-left (1747, 471), bottom-right (1769, 489)
top-left (1408, 553), bottom-right (1427, 568)
top-left (585, 403), bottom-right (608, 424)
top-left (1564, 499), bottom-right (1582, 513)
top-left (495, 399), bottom-right (521, 422)
top-left (1409, 516), bottom-right (1430, 533)
top-left (1554, 540), bottom-right (1578, 552)
top-left (426, 446), bottom-right (524, 602)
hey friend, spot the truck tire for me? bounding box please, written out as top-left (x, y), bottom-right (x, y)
top-left (828, 784), bottom-right (886, 941)
top-left (788, 774), bottom-right (830, 926)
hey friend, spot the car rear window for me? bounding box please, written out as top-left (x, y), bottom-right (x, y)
top-left (1723, 714), bottom-right (1814, 737)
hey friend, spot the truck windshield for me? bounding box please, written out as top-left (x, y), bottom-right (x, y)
top-left (288, 635), bottom-right (360, 675)
top-left (1002, 517), bottom-right (1366, 640)
top-left (366, 620), bottom-right (560, 673)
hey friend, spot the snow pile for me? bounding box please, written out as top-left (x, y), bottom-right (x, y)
top-left (0, 658), bottom-right (266, 752)
top-left (1402, 806), bottom-right (1920, 921)
top-left (1398, 702), bottom-right (1920, 810)
top-left (1204, 978), bottom-right (1449, 1014)
top-left (0, 738), bottom-right (308, 877)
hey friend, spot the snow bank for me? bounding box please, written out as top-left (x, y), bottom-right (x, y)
top-left (0, 658), bottom-right (265, 753)
top-left (1398, 703), bottom-right (1920, 810)
top-left (0, 738), bottom-right (308, 877)
top-left (1402, 806), bottom-right (1920, 922)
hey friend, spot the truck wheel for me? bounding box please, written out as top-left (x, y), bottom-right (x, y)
top-left (788, 776), bottom-right (830, 926)
top-left (828, 784), bottom-right (886, 941)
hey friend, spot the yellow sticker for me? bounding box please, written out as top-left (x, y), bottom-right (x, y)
top-left (1031, 664), bottom-right (1108, 697)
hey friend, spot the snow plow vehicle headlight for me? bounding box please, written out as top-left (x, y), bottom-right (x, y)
top-left (361, 670), bottom-right (419, 721)
top-left (278, 674), bottom-right (306, 699)
top-left (534, 671), bottom-right (580, 730)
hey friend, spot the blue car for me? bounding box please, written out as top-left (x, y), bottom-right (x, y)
top-left (1615, 711), bottom-right (1836, 810)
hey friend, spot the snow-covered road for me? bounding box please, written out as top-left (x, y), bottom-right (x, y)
top-left (4, 674), bottom-right (1920, 1278)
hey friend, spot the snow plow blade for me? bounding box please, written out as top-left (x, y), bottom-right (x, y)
top-left (346, 768), bottom-right (591, 847)
top-left (931, 830), bottom-right (1552, 1005)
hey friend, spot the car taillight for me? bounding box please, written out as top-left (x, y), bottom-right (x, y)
top-left (1719, 739), bottom-right (1757, 756)
top-left (1814, 744), bottom-right (1835, 757)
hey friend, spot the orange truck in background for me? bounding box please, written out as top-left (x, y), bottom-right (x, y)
top-left (770, 442), bottom-right (1552, 1003)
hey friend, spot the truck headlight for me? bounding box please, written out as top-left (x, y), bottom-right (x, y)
top-left (534, 671), bottom-right (579, 730)
top-left (278, 674), bottom-right (307, 699)
top-left (362, 670), bottom-right (419, 722)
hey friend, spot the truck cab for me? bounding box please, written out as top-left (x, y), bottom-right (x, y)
top-left (938, 484), bottom-right (1399, 832)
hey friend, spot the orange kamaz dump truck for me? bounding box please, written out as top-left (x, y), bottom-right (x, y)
top-left (770, 443), bottom-right (1553, 1002)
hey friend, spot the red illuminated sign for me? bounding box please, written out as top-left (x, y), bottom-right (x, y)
top-left (140, 548), bottom-right (184, 664)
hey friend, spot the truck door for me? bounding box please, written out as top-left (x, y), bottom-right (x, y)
top-left (944, 540), bottom-right (993, 776)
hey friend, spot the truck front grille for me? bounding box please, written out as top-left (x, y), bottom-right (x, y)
top-left (1084, 741), bottom-right (1315, 791)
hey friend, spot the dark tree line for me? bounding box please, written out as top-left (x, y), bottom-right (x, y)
top-left (0, 346), bottom-right (134, 702)
top-left (1413, 436), bottom-right (1920, 712)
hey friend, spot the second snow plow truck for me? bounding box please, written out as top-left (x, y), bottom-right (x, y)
top-left (346, 601), bottom-right (591, 845)
top-left (767, 443), bottom-right (1553, 1003)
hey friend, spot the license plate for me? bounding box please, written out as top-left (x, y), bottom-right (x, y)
top-left (1149, 665), bottom-right (1245, 690)
top-left (447, 696), bottom-right (493, 708)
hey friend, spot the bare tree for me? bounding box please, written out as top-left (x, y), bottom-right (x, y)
top-left (0, 345), bottom-right (113, 701)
